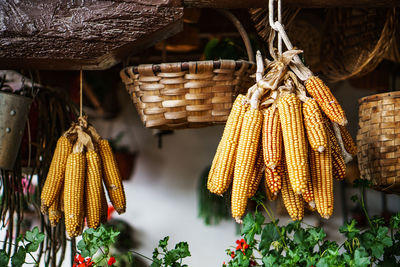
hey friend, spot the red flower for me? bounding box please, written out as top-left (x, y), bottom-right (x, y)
top-left (108, 256), bottom-right (116, 266)
top-left (235, 239), bottom-right (249, 252)
top-left (250, 260), bottom-right (257, 266)
top-left (230, 251), bottom-right (235, 259)
top-left (107, 205), bottom-right (116, 220)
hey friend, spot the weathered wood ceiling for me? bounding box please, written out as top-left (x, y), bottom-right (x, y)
top-left (0, 0), bottom-right (183, 70)
top-left (0, 0), bottom-right (398, 70)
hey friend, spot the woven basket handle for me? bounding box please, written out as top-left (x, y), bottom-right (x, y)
top-left (217, 9), bottom-right (255, 63)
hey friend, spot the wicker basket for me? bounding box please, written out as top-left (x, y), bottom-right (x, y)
top-left (321, 8), bottom-right (397, 82)
top-left (120, 10), bottom-right (255, 130)
top-left (357, 91), bottom-right (400, 194)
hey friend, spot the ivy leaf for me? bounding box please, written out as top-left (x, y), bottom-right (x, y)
top-left (339, 220), bottom-right (360, 239)
top-left (25, 242), bottom-right (39, 253)
top-left (350, 195), bottom-right (359, 203)
top-left (174, 242), bottom-right (191, 258)
top-left (306, 228), bottom-right (326, 246)
top-left (159, 237), bottom-right (169, 251)
top-left (0, 250), bottom-right (9, 266)
top-left (150, 259), bottom-right (162, 267)
top-left (353, 248), bottom-right (370, 267)
top-left (241, 212), bottom-right (264, 244)
top-left (259, 223), bottom-right (280, 254)
top-left (262, 255), bottom-right (278, 266)
top-left (11, 247), bottom-right (26, 267)
top-left (293, 229), bottom-right (306, 244)
top-left (361, 226), bottom-right (392, 259)
top-left (390, 212), bottom-right (400, 229)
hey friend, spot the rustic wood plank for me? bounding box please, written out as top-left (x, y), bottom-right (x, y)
top-left (183, 0), bottom-right (400, 8)
top-left (0, 0), bottom-right (183, 70)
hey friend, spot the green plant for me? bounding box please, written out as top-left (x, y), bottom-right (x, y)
top-left (76, 224), bottom-right (122, 266)
top-left (149, 236), bottom-right (191, 267)
top-left (0, 226), bottom-right (45, 267)
top-left (223, 180), bottom-right (400, 267)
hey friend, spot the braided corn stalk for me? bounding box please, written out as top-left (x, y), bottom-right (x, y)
top-left (310, 141), bottom-right (333, 219)
top-left (85, 150), bottom-right (103, 229)
top-left (209, 94), bottom-right (248, 195)
top-left (262, 106), bottom-right (282, 169)
top-left (303, 98), bottom-right (328, 152)
top-left (339, 125), bottom-right (357, 156)
top-left (64, 149), bottom-right (86, 238)
top-left (41, 136), bottom-right (72, 213)
top-left (281, 163), bottom-right (304, 221)
top-left (231, 108), bottom-right (263, 222)
top-left (305, 76), bottom-right (347, 126)
top-left (99, 139), bottom-right (126, 214)
top-left (277, 93), bottom-right (309, 194)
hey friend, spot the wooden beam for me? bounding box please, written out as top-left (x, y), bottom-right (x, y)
top-left (0, 0), bottom-right (183, 70)
top-left (183, 0), bottom-right (400, 8)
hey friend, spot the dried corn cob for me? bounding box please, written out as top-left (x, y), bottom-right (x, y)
top-left (277, 93), bottom-right (308, 194)
top-left (339, 125), bottom-right (357, 156)
top-left (262, 106), bottom-right (282, 168)
top-left (248, 148), bottom-right (265, 198)
top-left (209, 94), bottom-right (248, 195)
top-left (309, 140), bottom-right (333, 219)
top-left (265, 183), bottom-right (278, 201)
top-left (324, 119), bottom-right (346, 180)
top-left (41, 136), bottom-right (72, 213)
top-left (302, 170), bottom-right (315, 208)
top-left (98, 139), bottom-right (126, 214)
top-left (85, 150), bottom-right (103, 229)
top-left (303, 98), bottom-right (328, 152)
top-left (305, 76), bottom-right (347, 126)
top-left (231, 108), bottom-right (263, 222)
top-left (48, 190), bottom-right (63, 227)
top-left (100, 184), bottom-right (108, 224)
top-left (264, 161), bottom-right (283, 195)
top-left (281, 163), bottom-right (304, 221)
top-left (64, 151), bottom-right (86, 238)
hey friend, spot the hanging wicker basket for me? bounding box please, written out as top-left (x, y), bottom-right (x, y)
top-left (321, 8), bottom-right (397, 82)
top-left (120, 10), bottom-right (255, 130)
top-left (357, 91), bottom-right (400, 194)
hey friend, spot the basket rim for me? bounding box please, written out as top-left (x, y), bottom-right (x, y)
top-left (358, 90), bottom-right (400, 104)
top-left (121, 59), bottom-right (255, 75)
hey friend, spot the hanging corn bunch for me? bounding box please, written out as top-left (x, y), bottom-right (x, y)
top-left (40, 116), bottom-right (126, 238)
top-left (206, 20), bottom-right (357, 221)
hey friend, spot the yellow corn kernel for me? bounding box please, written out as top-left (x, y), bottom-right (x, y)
top-left (41, 136), bottom-right (72, 213)
top-left (100, 184), bottom-right (108, 224)
top-left (64, 152), bottom-right (85, 238)
top-left (265, 183), bottom-right (278, 201)
top-left (262, 106), bottom-right (282, 168)
top-left (247, 148), bottom-right (264, 198)
top-left (48, 189), bottom-right (63, 227)
top-left (305, 76), bottom-right (347, 126)
top-left (303, 98), bottom-right (329, 152)
top-left (277, 93), bottom-right (309, 195)
top-left (85, 150), bottom-right (103, 229)
top-left (99, 139), bottom-right (126, 214)
top-left (339, 125), bottom-right (357, 156)
top-left (231, 108), bottom-right (263, 222)
top-left (309, 140), bottom-right (333, 219)
top-left (302, 169), bottom-right (315, 208)
top-left (324, 119), bottom-right (346, 180)
top-left (209, 94), bottom-right (248, 195)
top-left (264, 161), bottom-right (283, 195)
top-left (281, 163), bottom-right (304, 221)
